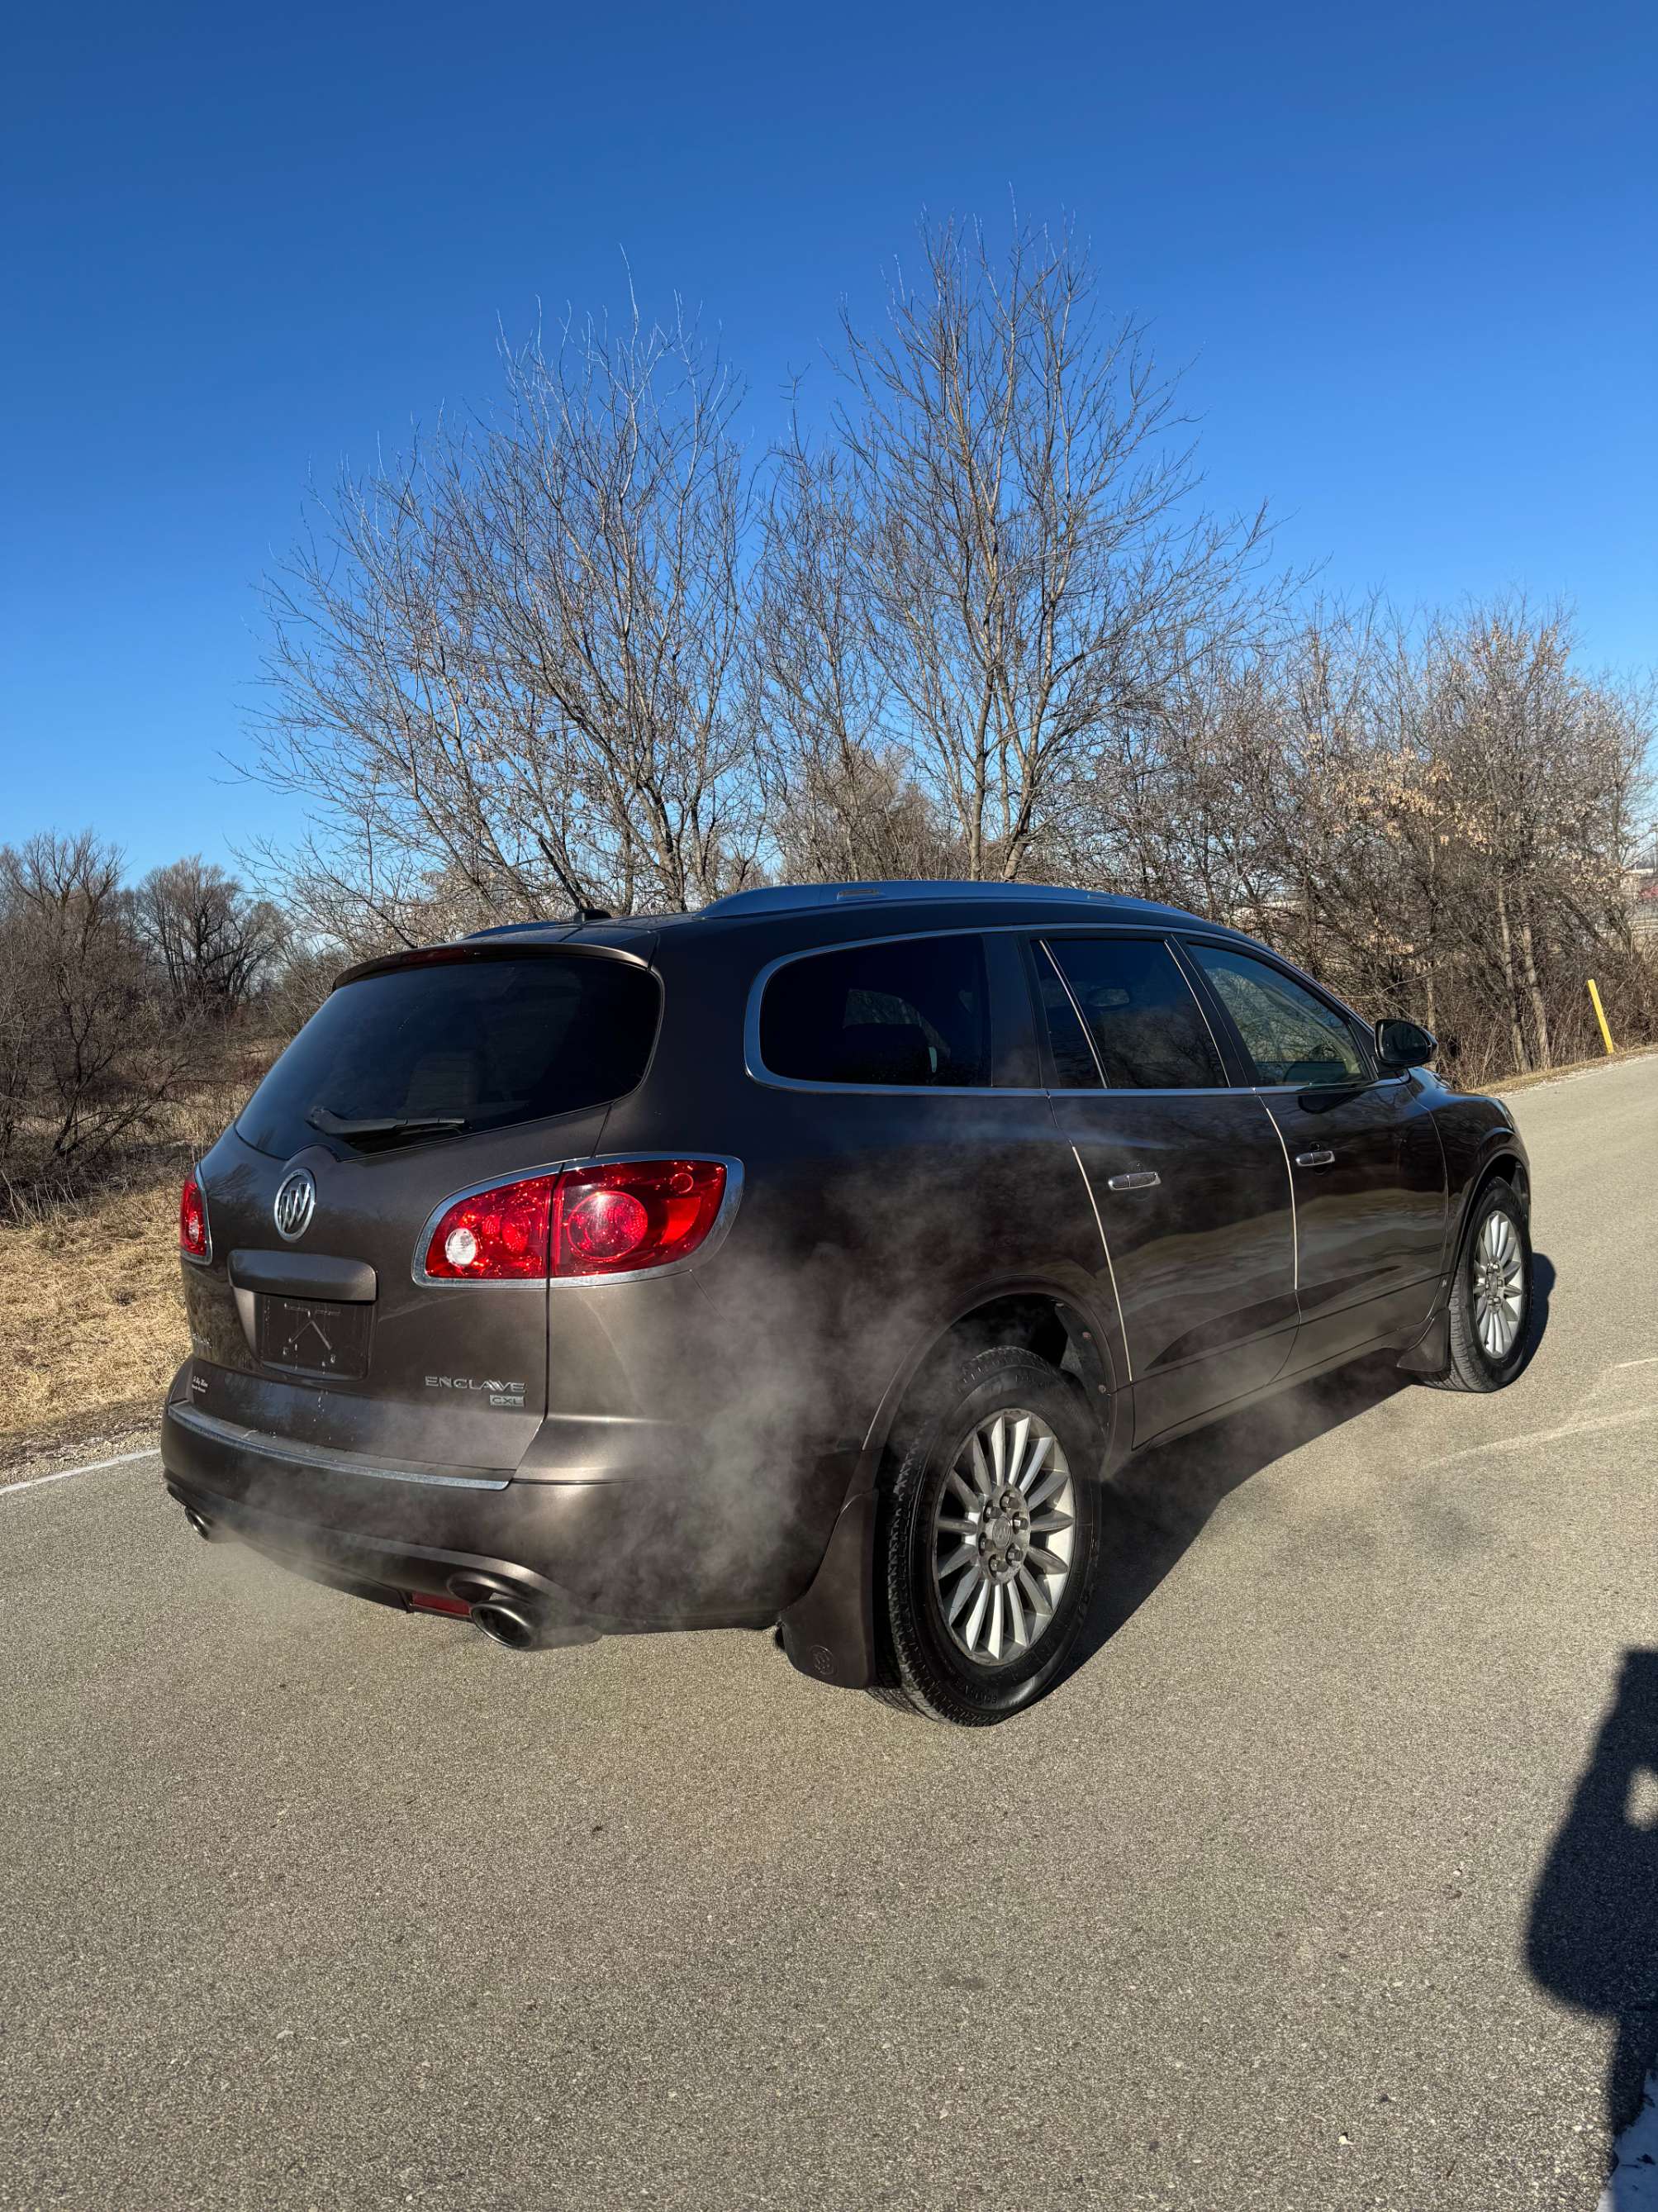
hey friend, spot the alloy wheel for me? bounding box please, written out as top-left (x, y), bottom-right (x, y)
top-left (1472, 1207), bottom-right (1527, 1360)
top-left (930, 1408), bottom-right (1076, 1665)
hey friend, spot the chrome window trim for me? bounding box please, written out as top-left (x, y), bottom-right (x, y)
top-left (744, 925), bottom-right (999, 1093)
top-left (744, 921), bottom-right (1272, 1097)
top-left (411, 1154), bottom-right (744, 1289)
top-left (1250, 1077), bottom-right (1409, 1095)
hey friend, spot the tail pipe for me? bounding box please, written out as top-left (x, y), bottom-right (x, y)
top-left (447, 1572), bottom-right (596, 1653)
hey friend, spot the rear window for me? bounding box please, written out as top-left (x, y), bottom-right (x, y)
top-left (759, 935), bottom-right (991, 1087)
top-left (236, 954), bottom-right (660, 1159)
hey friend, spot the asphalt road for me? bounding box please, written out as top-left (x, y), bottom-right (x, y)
top-left (4, 1057), bottom-right (1656, 2212)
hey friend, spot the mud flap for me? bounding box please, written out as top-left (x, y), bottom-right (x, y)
top-left (777, 1488), bottom-right (877, 1691)
top-left (1396, 1302), bottom-right (1451, 1375)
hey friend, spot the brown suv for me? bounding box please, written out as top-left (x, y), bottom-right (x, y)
top-left (163, 881), bottom-right (1532, 1724)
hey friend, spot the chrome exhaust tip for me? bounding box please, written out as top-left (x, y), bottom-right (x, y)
top-left (469, 1598), bottom-right (541, 1652)
top-left (183, 1504), bottom-right (216, 1543)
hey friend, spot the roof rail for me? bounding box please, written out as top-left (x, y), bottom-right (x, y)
top-left (702, 879), bottom-right (1130, 917)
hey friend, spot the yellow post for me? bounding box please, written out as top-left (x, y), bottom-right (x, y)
top-left (1587, 978), bottom-right (1615, 1055)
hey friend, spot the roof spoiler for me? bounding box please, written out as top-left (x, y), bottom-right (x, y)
top-left (331, 938), bottom-right (650, 992)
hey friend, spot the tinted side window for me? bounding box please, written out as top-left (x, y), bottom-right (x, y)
top-left (1034, 961), bottom-right (1101, 1087)
top-left (760, 935), bottom-right (991, 1087)
top-left (1042, 938), bottom-right (1223, 1089)
top-left (1190, 944), bottom-right (1366, 1087)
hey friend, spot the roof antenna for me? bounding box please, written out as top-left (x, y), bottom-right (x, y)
top-left (536, 838), bottom-right (613, 923)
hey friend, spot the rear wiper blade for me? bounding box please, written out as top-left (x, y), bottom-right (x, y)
top-left (306, 1106), bottom-right (467, 1141)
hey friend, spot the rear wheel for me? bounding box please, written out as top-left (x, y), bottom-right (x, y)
top-left (871, 1345), bottom-right (1103, 1726)
top-left (1419, 1178), bottom-right (1533, 1393)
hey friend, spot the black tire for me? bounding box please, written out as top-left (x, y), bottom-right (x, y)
top-left (1418, 1177), bottom-right (1533, 1394)
top-left (870, 1344), bottom-right (1104, 1727)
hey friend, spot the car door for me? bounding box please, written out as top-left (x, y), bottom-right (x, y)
top-left (1033, 934), bottom-right (1298, 1447)
top-left (1181, 940), bottom-right (1447, 1369)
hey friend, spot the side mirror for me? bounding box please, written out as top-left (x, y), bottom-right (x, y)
top-left (1375, 1017), bottom-right (1437, 1070)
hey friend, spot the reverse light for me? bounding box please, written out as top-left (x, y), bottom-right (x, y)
top-left (420, 1175), bottom-right (555, 1280)
top-left (418, 1160), bottom-right (729, 1284)
top-left (179, 1173), bottom-right (210, 1262)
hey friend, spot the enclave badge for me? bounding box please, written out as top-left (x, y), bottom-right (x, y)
top-left (273, 1167), bottom-right (317, 1242)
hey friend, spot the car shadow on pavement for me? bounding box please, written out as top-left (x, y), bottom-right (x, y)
top-left (1066, 1250), bottom-right (1556, 1679)
top-left (1527, 1650), bottom-right (1658, 2146)
top-left (1530, 1250), bottom-right (1557, 1360)
top-left (1068, 1349), bottom-right (1411, 1672)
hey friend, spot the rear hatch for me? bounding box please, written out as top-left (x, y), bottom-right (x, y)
top-left (182, 943), bottom-right (660, 1472)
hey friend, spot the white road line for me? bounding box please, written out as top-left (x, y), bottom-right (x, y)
top-left (1421, 1402), bottom-right (1658, 1475)
top-left (0, 1446), bottom-right (159, 1499)
top-left (1600, 2072), bottom-right (1658, 2208)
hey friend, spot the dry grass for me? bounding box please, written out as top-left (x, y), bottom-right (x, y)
top-left (1494, 1040), bottom-right (1658, 1094)
top-left (0, 1174), bottom-right (188, 1453)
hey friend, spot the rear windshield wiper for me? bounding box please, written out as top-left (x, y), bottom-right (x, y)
top-left (306, 1106), bottom-right (468, 1144)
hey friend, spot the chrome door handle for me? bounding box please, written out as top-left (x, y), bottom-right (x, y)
top-left (1295, 1149), bottom-right (1336, 1168)
top-left (1105, 1170), bottom-right (1161, 1192)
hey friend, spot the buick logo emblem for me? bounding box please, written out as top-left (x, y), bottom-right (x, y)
top-left (273, 1168), bottom-right (316, 1242)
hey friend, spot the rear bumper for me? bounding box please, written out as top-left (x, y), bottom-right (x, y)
top-left (159, 1396), bottom-right (843, 1632)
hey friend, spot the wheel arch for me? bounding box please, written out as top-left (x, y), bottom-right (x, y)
top-left (1401, 1139), bottom-right (1532, 1377)
top-left (776, 1277), bottom-right (1124, 1695)
top-left (1460, 1144), bottom-right (1531, 1249)
top-left (860, 1279), bottom-right (1125, 1491)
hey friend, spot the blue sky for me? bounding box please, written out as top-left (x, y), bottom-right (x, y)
top-left (3, 0), bottom-right (1653, 878)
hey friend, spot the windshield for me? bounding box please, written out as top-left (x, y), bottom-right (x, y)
top-left (236, 954), bottom-right (659, 1159)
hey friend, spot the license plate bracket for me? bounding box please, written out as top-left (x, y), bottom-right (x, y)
top-left (255, 1296), bottom-right (373, 1381)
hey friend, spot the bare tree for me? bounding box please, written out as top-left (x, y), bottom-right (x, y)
top-left (753, 438), bottom-right (958, 880)
top-left (0, 832), bottom-right (186, 1183)
top-left (249, 300), bottom-right (764, 929)
top-left (133, 856), bottom-right (286, 1023)
top-left (768, 215), bottom-right (1281, 882)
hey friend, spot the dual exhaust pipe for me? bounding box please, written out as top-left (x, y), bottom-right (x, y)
top-left (173, 1497), bottom-right (589, 1652)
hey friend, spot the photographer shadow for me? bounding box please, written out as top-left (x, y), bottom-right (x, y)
top-left (1527, 1649), bottom-right (1658, 2152)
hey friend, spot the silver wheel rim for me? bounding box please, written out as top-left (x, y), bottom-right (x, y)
top-left (930, 1408), bottom-right (1076, 1667)
top-left (1472, 1209), bottom-right (1526, 1361)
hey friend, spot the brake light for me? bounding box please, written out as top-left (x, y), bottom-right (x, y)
top-left (179, 1174), bottom-right (210, 1261)
top-left (421, 1174), bottom-right (554, 1280)
top-left (552, 1159), bottom-right (727, 1278)
top-left (419, 1160), bottom-right (729, 1283)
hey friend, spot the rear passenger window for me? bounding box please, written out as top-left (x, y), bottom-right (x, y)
top-left (760, 935), bottom-right (991, 1087)
top-left (1041, 938), bottom-right (1223, 1090)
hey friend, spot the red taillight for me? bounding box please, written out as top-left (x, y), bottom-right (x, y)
top-left (420, 1160), bottom-right (729, 1284)
top-left (553, 1159), bottom-right (727, 1278)
top-left (420, 1174), bottom-right (554, 1280)
top-left (179, 1174), bottom-right (209, 1261)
